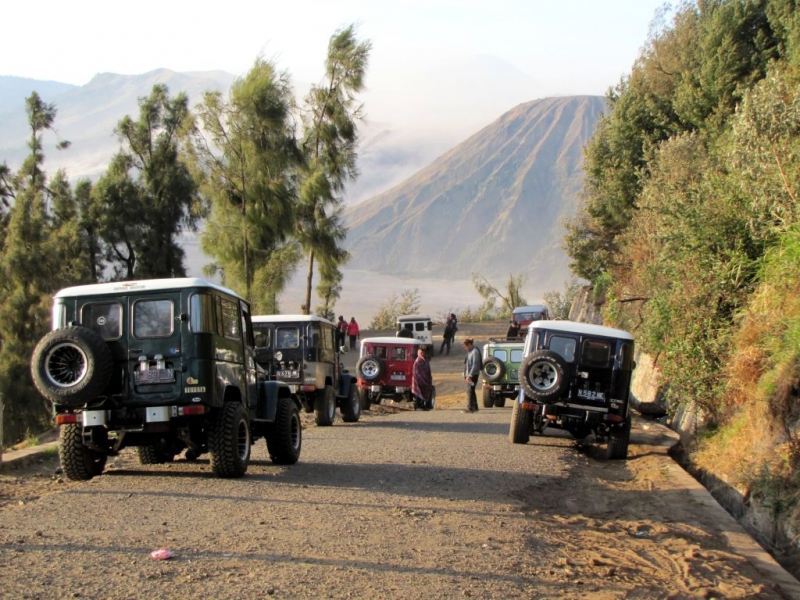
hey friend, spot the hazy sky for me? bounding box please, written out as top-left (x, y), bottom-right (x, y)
top-left (6, 1), bottom-right (667, 95)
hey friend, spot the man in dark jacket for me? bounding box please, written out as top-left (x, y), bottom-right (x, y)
top-left (411, 346), bottom-right (434, 410)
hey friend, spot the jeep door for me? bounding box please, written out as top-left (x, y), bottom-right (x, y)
top-left (127, 292), bottom-right (184, 403)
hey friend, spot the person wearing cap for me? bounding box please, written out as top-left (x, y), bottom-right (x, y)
top-left (462, 338), bottom-right (482, 413)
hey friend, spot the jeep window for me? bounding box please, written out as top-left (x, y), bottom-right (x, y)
top-left (510, 348), bottom-right (523, 363)
top-left (414, 323), bottom-right (424, 332)
top-left (392, 347), bottom-right (408, 361)
top-left (493, 349), bottom-right (508, 362)
top-left (619, 341), bottom-right (635, 370)
top-left (582, 339), bottom-right (611, 367)
top-left (276, 326), bottom-right (300, 349)
top-left (133, 299), bottom-right (173, 338)
top-left (218, 297), bottom-right (240, 341)
top-left (549, 335), bottom-right (576, 362)
top-left (254, 329), bottom-right (270, 349)
top-left (190, 293), bottom-right (215, 333)
top-left (370, 346), bottom-right (387, 359)
top-left (82, 302), bottom-right (122, 340)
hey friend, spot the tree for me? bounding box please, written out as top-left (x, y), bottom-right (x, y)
top-left (297, 25), bottom-right (371, 314)
top-left (96, 84), bottom-right (200, 279)
top-left (471, 272), bottom-right (528, 319)
top-left (186, 59), bottom-right (300, 308)
top-left (543, 278), bottom-right (581, 320)
top-left (369, 289), bottom-right (421, 329)
top-left (0, 93), bottom-right (74, 442)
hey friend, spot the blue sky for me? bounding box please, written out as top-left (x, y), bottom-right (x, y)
top-left (7, 0), bottom-right (668, 94)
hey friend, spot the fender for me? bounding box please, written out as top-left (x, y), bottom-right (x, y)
top-left (337, 373), bottom-right (357, 399)
top-left (257, 381), bottom-right (300, 422)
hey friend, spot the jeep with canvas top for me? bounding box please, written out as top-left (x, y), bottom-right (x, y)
top-left (251, 314), bottom-right (361, 425)
top-left (481, 338), bottom-right (525, 408)
top-left (508, 320), bottom-right (635, 459)
top-left (355, 337), bottom-right (433, 409)
top-left (31, 278), bottom-right (303, 481)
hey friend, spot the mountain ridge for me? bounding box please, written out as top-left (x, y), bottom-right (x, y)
top-left (343, 95), bottom-right (606, 291)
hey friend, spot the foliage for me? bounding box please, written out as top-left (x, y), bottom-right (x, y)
top-left (297, 25), bottom-right (371, 314)
top-left (0, 93), bottom-right (78, 443)
top-left (96, 84), bottom-right (200, 279)
top-left (566, 0), bottom-right (800, 538)
top-left (471, 272), bottom-right (527, 319)
top-left (542, 278), bottom-right (581, 320)
top-left (185, 60), bottom-right (300, 309)
top-left (369, 289), bottom-right (421, 329)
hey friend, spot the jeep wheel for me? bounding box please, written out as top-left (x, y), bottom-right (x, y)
top-left (357, 386), bottom-right (371, 411)
top-left (315, 385), bottom-right (336, 426)
top-left (137, 444), bottom-right (175, 465)
top-left (341, 382), bottom-right (362, 423)
top-left (606, 416), bottom-right (632, 460)
top-left (509, 400), bottom-right (530, 444)
top-left (31, 326), bottom-right (113, 407)
top-left (356, 356), bottom-right (384, 383)
top-left (482, 357), bottom-right (505, 383)
top-left (59, 424), bottom-right (107, 481)
top-left (481, 385), bottom-right (493, 408)
top-left (520, 350), bottom-right (569, 401)
top-left (266, 397), bottom-right (302, 465)
top-left (493, 396), bottom-right (507, 408)
top-left (208, 401), bottom-right (250, 478)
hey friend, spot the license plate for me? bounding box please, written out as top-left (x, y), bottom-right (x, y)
top-left (276, 370), bottom-right (299, 379)
top-left (134, 368), bottom-right (175, 385)
top-left (390, 374), bottom-right (406, 381)
top-left (577, 389), bottom-right (605, 400)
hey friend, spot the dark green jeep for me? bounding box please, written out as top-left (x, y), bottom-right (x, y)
top-left (481, 339), bottom-right (525, 408)
top-left (251, 315), bottom-right (361, 425)
top-left (30, 278), bottom-right (302, 481)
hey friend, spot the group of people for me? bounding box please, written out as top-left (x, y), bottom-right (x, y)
top-left (336, 315), bottom-right (360, 350)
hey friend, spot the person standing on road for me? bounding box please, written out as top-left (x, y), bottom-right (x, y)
top-left (347, 317), bottom-right (360, 351)
top-left (462, 338), bottom-right (482, 413)
top-left (412, 346), bottom-right (434, 410)
top-left (506, 320), bottom-right (521, 340)
top-left (439, 318), bottom-right (455, 355)
top-left (337, 315), bottom-right (347, 349)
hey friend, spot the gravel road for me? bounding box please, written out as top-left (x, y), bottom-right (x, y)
top-left (0, 325), bottom-right (796, 599)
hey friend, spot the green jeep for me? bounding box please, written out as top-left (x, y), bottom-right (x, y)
top-left (481, 338), bottom-right (525, 408)
top-left (30, 278), bottom-right (303, 481)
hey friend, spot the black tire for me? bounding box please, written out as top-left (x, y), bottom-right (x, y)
top-left (208, 401), bottom-right (250, 478)
top-left (266, 397), bottom-right (302, 465)
top-left (482, 385), bottom-right (494, 408)
top-left (520, 350), bottom-right (569, 401)
top-left (494, 396), bottom-right (507, 408)
top-left (31, 326), bottom-right (113, 407)
top-left (357, 386), bottom-right (371, 411)
top-left (606, 416), bottom-right (632, 460)
top-left (315, 385), bottom-right (336, 426)
top-left (482, 357), bottom-right (505, 383)
top-left (356, 356), bottom-right (384, 383)
top-left (59, 424), bottom-right (107, 481)
top-left (509, 400), bottom-right (530, 444)
top-left (340, 382), bottom-right (361, 423)
top-left (137, 444), bottom-right (175, 465)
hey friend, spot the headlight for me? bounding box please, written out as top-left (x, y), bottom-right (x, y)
top-left (275, 351), bottom-right (283, 361)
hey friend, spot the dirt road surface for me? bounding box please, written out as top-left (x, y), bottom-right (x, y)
top-left (1, 323), bottom-right (797, 599)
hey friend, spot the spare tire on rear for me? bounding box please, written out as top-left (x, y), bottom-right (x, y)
top-left (520, 350), bottom-right (569, 402)
top-left (356, 356), bottom-right (385, 383)
top-left (482, 357), bottom-right (505, 383)
top-left (31, 326), bottom-right (113, 407)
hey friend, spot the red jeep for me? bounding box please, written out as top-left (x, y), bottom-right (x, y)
top-left (355, 337), bottom-right (423, 409)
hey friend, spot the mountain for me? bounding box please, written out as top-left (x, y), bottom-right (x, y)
top-left (343, 95), bottom-right (606, 291)
top-left (0, 69), bottom-right (236, 180)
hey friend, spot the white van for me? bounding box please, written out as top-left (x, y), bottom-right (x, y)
top-left (396, 315), bottom-right (433, 355)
